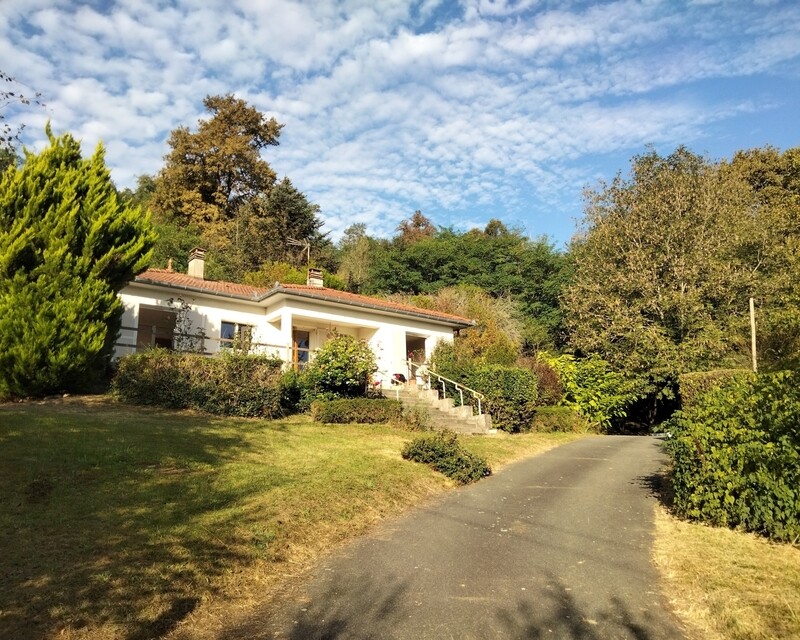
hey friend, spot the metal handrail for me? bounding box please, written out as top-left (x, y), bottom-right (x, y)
top-left (407, 360), bottom-right (486, 416)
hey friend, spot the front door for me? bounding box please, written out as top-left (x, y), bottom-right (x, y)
top-left (293, 330), bottom-right (311, 371)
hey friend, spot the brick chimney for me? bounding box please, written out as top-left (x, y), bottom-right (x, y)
top-left (307, 267), bottom-right (324, 288)
top-left (188, 247), bottom-right (206, 279)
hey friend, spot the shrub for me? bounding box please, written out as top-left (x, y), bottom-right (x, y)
top-left (538, 353), bottom-right (638, 431)
top-left (310, 398), bottom-right (403, 424)
top-left (430, 339), bottom-right (473, 385)
top-left (303, 333), bottom-right (377, 398)
top-left (519, 356), bottom-right (563, 405)
top-left (677, 368), bottom-right (752, 410)
top-left (192, 354), bottom-right (284, 417)
top-left (277, 369), bottom-right (303, 414)
top-left (112, 348), bottom-right (193, 408)
top-left (528, 407), bottom-right (591, 433)
top-left (665, 371), bottom-right (800, 542)
top-left (466, 365), bottom-right (538, 433)
top-left (401, 431), bottom-right (491, 485)
top-left (113, 350), bottom-right (285, 417)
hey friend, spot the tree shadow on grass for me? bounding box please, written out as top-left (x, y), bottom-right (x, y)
top-left (0, 400), bottom-right (290, 640)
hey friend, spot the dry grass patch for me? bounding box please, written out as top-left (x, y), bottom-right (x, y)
top-left (653, 506), bottom-right (800, 640)
top-left (0, 398), bottom-right (581, 640)
top-left (459, 430), bottom-right (589, 470)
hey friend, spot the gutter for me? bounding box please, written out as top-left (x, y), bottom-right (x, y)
top-left (261, 285), bottom-right (476, 329)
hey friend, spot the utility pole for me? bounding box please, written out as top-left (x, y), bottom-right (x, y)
top-left (750, 297), bottom-right (758, 373)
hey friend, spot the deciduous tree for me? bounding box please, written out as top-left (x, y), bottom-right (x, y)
top-left (0, 70), bottom-right (44, 153)
top-left (395, 210), bottom-right (435, 244)
top-left (563, 146), bottom-right (760, 394)
top-left (723, 146), bottom-right (800, 370)
top-left (336, 223), bottom-right (375, 293)
top-left (152, 94), bottom-right (282, 230)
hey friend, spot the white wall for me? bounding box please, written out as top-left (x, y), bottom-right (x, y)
top-left (115, 285), bottom-right (457, 378)
top-left (116, 285), bottom-right (272, 358)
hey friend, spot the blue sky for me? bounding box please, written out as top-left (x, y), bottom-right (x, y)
top-left (2, 0), bottom-right (799, 245)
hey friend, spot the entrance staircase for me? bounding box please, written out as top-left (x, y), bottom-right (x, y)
top-left (390, 383), bottom-right (495, 435)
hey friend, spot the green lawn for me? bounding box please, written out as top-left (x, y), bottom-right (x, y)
top-left (0, 397), bottom-right (582, 640)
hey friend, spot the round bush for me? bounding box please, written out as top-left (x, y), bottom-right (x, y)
top-left (402, 431), bottom-right (491, 484)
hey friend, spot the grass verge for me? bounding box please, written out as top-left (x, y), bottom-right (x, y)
top-left (0, 397), bottom-right (584, 640)
top-left (653, 506), bottom-right (800, 640)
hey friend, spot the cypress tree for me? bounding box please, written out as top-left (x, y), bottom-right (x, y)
top-left (0, 125), bottom-right (154, 397)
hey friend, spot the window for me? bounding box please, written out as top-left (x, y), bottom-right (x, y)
top-left (220, 322), bottom-right (253, 350)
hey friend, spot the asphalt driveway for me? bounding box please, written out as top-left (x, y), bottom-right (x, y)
top-left (249, 435), bottom-right (685, 639)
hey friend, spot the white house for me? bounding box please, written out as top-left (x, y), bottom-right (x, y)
top-left (115, 249), bottom-right (474, 384)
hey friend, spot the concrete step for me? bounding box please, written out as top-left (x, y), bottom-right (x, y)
top-left (387, 384), bottom-right (494, 435)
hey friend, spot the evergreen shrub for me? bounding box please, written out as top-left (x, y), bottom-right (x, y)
top-left (0, 126), bottom-right (154, 398)
top-left (467, 365), bottom-right (538, 433)
top-left (401, 431), bottom-right (491, 485)
top-left (665, 371), bottom-right (800, 542)
top-left (113, 350), bottom-right (284, 417)
top-left (310, 398), bottom-right (403, 424)
top-left (277, 369), bottom-right (303, 414)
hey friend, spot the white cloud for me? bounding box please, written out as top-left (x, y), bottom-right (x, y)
top-left (1, 0), bottom-right (798, 242)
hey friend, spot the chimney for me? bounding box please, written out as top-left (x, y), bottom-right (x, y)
top-left (307, 267), bottom-right (324, 288)
top-left (187, 247), bottom-right (206, 279)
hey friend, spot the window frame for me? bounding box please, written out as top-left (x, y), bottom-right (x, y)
top-left (219, 321), bottom-right (253, 350)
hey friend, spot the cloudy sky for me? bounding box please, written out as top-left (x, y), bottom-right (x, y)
top-left (2, 0), bottom-right (799, 244)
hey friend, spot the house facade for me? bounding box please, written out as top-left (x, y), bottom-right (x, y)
top-left (115, 249), bottom-right (474, 384)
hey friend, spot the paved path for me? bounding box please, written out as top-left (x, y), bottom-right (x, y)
top-left (261, 436), bottom-right (685, 639)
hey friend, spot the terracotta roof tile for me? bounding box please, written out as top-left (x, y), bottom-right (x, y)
top-left (277, 284), bottom-right (474, 325)
top-left (131, 270), bottom-right (474, 326)
top-left (134, 269), bottom-right (269, 299)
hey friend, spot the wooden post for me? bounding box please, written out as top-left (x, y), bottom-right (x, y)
top-left (750, 297), bottom-right (758, 373)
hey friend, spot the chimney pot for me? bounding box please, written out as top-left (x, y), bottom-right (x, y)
top-left (188, 247), bottom-right (206, 279)
top-left (307, 268), bottom-right (324, 288)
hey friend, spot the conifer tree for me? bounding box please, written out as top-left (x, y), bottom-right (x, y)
top-left (0, 125), bottom-right (154, 397)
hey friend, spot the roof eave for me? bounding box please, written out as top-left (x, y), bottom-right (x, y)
top-left (262, 286), bottom-right (475, 329)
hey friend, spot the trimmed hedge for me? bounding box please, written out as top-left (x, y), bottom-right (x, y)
top-left (665, 371), bottom-right (800, 542)
top-left (467, 365), bottom-right (538, 433)
top-left (528, 406), bottom-right (590, 433)
top-left (310, 398), bottom-right (403, 424)
top-left (677, 368), bottom-right (752, 410)
top-left (402, 431), bottom-right (491, 485)
top-left (113, 349), bottom-right (285, 417)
